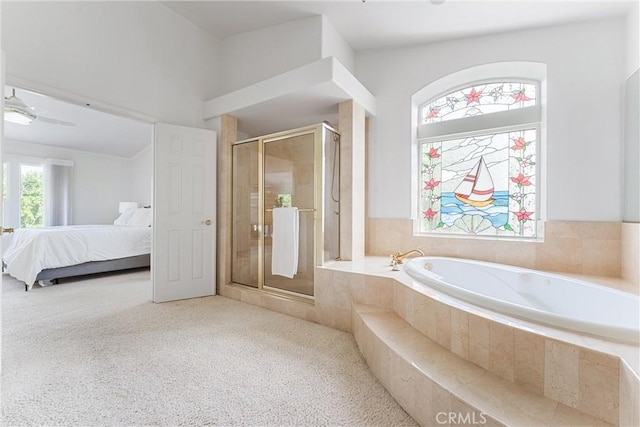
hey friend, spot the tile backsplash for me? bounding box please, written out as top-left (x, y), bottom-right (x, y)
top-left (367, 219), bottom-right (639, 294)
top-left (622, 222), bottom-right (640, 288)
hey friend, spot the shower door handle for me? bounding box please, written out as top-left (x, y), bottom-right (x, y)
top-left (201, 219), bottom-right (212, 226)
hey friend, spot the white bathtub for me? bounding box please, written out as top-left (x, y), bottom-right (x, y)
top-left (403, 257), bottom-right (640, 344)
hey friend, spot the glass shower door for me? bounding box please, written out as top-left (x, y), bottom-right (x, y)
top-left (323, 127), bottom-right (340, 262)
top-left (231, 140), bottom-right (259, 288)
top-left (263, 133), bottom-right (315, 297)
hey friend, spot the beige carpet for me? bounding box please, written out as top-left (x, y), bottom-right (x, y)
top-left (1, 270), bottom-right (416, 426)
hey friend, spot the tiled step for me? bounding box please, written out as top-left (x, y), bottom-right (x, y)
top-left (352, 304), bottom-right (611, 427)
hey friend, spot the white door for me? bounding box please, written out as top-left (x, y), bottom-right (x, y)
top-left (1, 51), bottom-right (5, 295)
top-left (153, 123), bottom-right (216, 302)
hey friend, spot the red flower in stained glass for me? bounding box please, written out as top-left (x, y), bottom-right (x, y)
top-left (424, 178), bottom-right (441, 191)
top-left (510, 173), bottom-right (532, 187)
top-left (465, 88), bottom-right (481, 105)
top-left (513, 207), bottom-right (533, 222)
top-left (510, 137), bottom-right (526, 150)
top-left (428, 147), bottom-right (440, 159)
top-left (426, 107), bottom-right (440, 119)
top-left (511, 90), bottom-right (530, 103)
top-left (423, 208), bottom-right (438, 220)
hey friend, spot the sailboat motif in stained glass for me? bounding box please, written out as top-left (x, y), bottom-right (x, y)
top-left (453, 157), bottom-right (495, 208)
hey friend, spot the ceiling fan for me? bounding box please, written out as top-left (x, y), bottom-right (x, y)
top-left (4, 88), bottom-right (75, 126)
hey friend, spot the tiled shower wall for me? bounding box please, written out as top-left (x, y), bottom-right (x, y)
top-left (366, 219), bottom-right (640, 294)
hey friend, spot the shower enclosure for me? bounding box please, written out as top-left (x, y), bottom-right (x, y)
top-left (231, 123), bottom-right (340, 299)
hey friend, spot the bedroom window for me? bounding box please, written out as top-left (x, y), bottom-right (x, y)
top-left (413, 63), bottom-right (545, 239)
top-left (20, 164), bottom-right (44, 228)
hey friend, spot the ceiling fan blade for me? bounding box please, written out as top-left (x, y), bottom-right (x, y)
top-left (37, 116), bottom-right (76, 127)
top-left (4, 91), bottom-right (37, 125)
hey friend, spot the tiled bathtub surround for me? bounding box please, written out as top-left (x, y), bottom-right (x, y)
top-left (620, 360), bottom-right (640, 427)
top-left (622, 222), bottom-right (640, 288)
top-left (393, 274), bottom-right (626, 425)
top-left (220, 257), bottom-right (639, 425)
top-left (367, 219), bottom-right (639, 294)
top-left (353, 306), bottom-right (613, 427)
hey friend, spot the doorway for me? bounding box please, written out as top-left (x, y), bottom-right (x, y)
top-left (1, 83), bottom-right (154, 291)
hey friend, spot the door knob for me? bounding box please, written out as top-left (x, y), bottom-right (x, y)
top-left (201, 219), bottom-right (212, 226)
top-left (0, 227), bottom-right (14, 235)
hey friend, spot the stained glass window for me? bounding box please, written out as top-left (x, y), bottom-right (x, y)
top-left (420, 129), bottom-right (536, 237)
top-left (421, 82), bottom-right (536, 124)
top-left (419, 78), bottom-right (540, 238)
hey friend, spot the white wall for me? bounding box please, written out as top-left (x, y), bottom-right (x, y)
top-left (356, 18), bottom-right (626, 221)
top-left (623, 3), bottom-right (639, 222)
top-left (1, 1), bottom-right (220, 128)
top-left (625, 1), bottom-right (639, 79)
top-left (219, 15), bottom-right (355, 95)
top-left (220, 16), bottom-right (322, 94)
top-left (3, 139), bottom-right (138, 225)
top-left (131, 145), bottom-right (153, 207)
top-left (321, 16), bottom-right (355, 73)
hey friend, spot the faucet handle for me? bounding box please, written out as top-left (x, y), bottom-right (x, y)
top-left (390, 252), bottom-right (401, 266)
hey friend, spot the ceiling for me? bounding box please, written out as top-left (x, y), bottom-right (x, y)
top-left (163, 0), bottom-right (634, 51)
top-left (3, 1), bottom-right (634, 155)
top-left (3, 87), bottom-right (152, 158)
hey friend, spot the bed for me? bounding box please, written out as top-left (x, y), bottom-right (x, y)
top-left (3, 224), bottom-right (151, 291)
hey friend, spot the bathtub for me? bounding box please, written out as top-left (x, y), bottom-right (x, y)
top-left (403, 257), bottom-right (640, 344)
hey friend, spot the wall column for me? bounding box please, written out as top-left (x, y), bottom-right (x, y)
top-left (338, 100), bottom-right (366, 261)
top-left (217, 114), bottom-right (237, 291)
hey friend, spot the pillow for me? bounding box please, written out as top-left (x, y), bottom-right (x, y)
top-left (114, 208), bottom-right (136, 226)
top-left (127, 207), bottom-right (152, 227)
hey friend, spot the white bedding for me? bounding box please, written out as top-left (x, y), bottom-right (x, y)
top-left (3, 225), bottom-right (151, 288)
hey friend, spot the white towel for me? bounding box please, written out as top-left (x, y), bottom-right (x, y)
top-left (271, 207), bottom-right (299, 278)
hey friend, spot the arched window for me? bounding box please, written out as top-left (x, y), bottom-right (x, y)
top-left (413, 63), bottom-right (545, 239)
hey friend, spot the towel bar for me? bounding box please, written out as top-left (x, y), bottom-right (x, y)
top-left (266, 208), bottom-right (315, 212)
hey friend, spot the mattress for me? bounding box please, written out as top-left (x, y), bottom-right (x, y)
top-left (3, 225), bottom-right (151, 288)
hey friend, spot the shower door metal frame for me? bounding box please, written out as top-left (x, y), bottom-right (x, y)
top-left (231, 123), bottom-right (337, 302)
